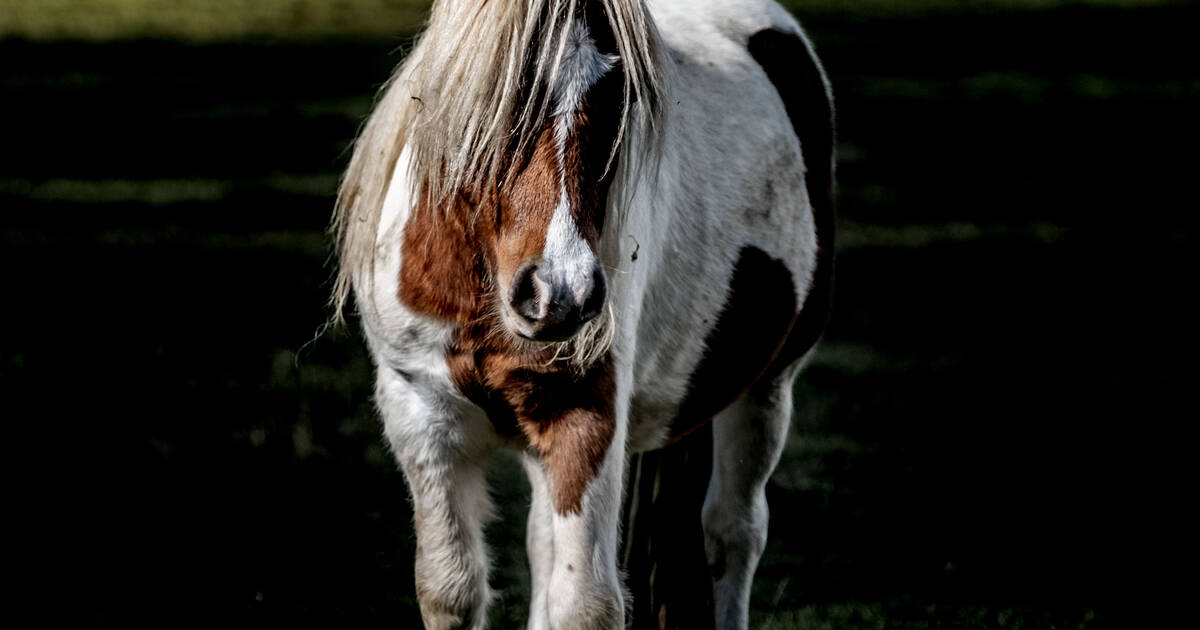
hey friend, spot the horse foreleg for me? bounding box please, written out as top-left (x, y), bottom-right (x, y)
top-left (701, 367), bottom-right (799, 630)
top-left (522, 453), bottom-right (555, 630)
top-left (377, 368), bottom-right (494, 630)
top-left (525, 424), bottom-right (626, 630)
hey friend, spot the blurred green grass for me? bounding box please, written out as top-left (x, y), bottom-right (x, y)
top-left (0, 0), bottom-right (1184, 41)
top-left (0, 0), bottom-right (430, 41)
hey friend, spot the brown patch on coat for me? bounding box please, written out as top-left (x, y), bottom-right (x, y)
top-left (396, 40), bottom-right (627, 515)
top-left (493, 122), bottom-right (564, 288)
top-left (440, 317), bottom-right (618, 515)
top-left (496, 356), bottom-right (617, 513)
top-left (398, 118), bottom-right (562, 322)
top-left (668, 247), bottom-right (798, 441)
top-left (747, 28), bottom-right (837, 382)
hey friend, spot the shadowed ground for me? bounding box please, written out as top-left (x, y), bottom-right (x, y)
top-left (4, 2), bottom-right (1194, 627)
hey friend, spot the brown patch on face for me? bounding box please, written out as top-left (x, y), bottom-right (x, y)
top-left (668, 247), bottom-right (798, 441)
top-left (399, 117), bottom-right (564, 322)
top-left (491, 122), bottom-right (561, 285)
top-left (747, 28), bottom-right (837, 382)
top-left (396, 51), bottom-right (628, 516)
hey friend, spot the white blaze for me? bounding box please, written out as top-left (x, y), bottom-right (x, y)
top-left (544, 187), bottom-right (598, 304)
top-left (541, 18), bottom-right (617, 303)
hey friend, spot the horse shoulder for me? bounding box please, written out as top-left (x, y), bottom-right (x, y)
top-left (358, 145), bottom-right (462, 398)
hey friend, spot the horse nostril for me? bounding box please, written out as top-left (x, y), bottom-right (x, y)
top-left (578, 266), bottom-right (607, 324)
top-left (508, 261), bottom-right (606, 340)
top-left (510, 262), bottom-right (548, 322)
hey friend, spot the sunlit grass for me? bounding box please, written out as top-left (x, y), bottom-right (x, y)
top-left (0, 177), bottom-right (228, 204)
top-left (780, 0), bottom-right (1178, 13)
top-left (0, 0), bottom-right (431, 42)
top-left (0, 0), bottom-right (1182, 42)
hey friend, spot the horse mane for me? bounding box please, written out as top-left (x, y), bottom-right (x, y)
top-left (331, 0), bottom-right (667, 321)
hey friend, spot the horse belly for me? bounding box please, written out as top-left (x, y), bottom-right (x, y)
top-left (626, 235), bottom-right (811, 451)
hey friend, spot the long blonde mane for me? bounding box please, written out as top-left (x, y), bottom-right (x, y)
top-left (331, 0), bottom-right (666, 321)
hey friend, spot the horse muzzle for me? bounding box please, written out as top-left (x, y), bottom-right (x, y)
top-left (506, 258), bottom-right (607, 342)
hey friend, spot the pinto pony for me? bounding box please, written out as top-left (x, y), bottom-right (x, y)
top-left (331, 0), bottom-right (833, 627)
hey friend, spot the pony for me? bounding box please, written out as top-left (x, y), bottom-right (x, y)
top-left (331, 0), bottom-right (834, 627)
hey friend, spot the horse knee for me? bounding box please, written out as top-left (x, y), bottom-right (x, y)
top-left (546, 576), bottom-right (624, 630)
top-left (414, 562), bottom-right (489, 630)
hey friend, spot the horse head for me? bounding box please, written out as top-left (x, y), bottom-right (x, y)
top-left (483, 43), bottom-right (624, 343)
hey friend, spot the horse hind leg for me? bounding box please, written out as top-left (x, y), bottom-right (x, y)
top-left (376, 367), bottom-right (495, 630)
top-left (701, 363), bottom-right (802, 630)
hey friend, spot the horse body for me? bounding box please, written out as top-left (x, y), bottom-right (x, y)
top-left (335, 1), bottom-right (833, 627)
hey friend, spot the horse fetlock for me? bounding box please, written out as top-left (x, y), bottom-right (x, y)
top-left (702, 502), bottom-right (769, 617)
top-left (703, 502), bottom-right (768, 558)
top-left (702, 507), bottom-right (766, 630)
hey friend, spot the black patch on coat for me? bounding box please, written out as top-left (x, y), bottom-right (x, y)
top-left (669, 246), bottom-right (798, 439)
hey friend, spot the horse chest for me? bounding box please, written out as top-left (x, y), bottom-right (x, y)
top-left (376, 203), bottom-right (618, 515)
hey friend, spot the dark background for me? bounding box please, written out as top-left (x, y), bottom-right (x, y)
top-left (4, 1), bottom-right (1194, 626)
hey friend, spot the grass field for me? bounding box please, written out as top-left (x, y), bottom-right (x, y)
top-left (0, 0), bottom-right (1185, 40)
top-left (4, 0), bottom-right (1194, 627)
